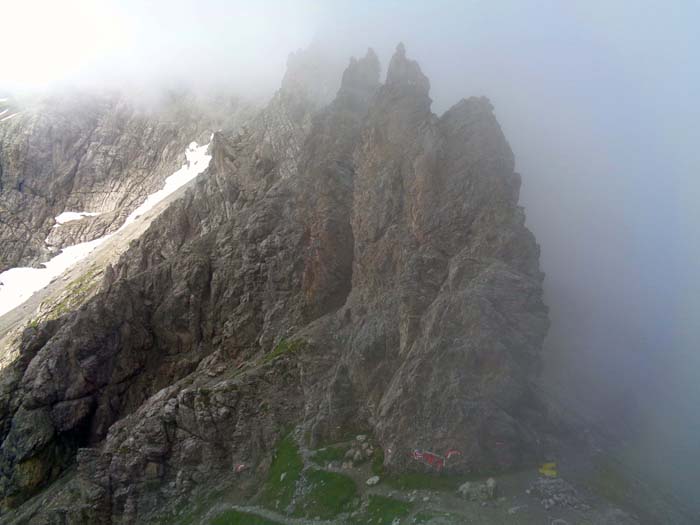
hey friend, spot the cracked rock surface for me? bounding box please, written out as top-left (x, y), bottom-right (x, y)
top-left (0, 45), bottom-right (554, 523)
top-left (0, 91), bottom-right (254, 272)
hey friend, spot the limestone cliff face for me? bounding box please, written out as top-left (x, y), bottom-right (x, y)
top-left (0, 92), bottom-right (252, 272)
top-left (0, 45), bottom-right (549, 523)
top-left (303, 45), bottom-right (548, 471)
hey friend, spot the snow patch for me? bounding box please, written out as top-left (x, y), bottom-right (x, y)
top-left (0, 141), bottom-right (211, 318)
top-left (54, 211), bottom-right (100, 225)
top-left (123, 141), bottom-right (211, 226)
top-left (0, 236), bottom-right (107, 317)
top-left (0, 109), bottom-right (7, 118)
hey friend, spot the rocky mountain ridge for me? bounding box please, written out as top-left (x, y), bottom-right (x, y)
top-left (0, 44), bottom-right (674, 524)
top-left (0, 91), bottom-right (253, 273)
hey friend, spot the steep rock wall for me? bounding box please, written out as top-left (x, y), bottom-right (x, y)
top-left (0, 45), bottom-right (550, 522)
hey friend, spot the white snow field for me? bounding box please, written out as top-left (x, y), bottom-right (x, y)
top-left (0, 112), bottom-right (19, 122)
top-left (0, 141), bottom-right (211, 317)
top-left (0, 237), bottom-right (108, 317)
top-left (54, 211), bottom-right (100, 225)
top-left (123, 141), bottom-right (210, 226)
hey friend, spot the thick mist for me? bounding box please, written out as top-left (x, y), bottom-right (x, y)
top-left (317, 2), bottom-right (700, 505)
top-left (2, 0), bottom-right (698, 510)
top-left (0, 0), bottom-right (323, 98)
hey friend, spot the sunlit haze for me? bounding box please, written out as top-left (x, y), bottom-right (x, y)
top-left (1, 0), bottom-right (698, 515)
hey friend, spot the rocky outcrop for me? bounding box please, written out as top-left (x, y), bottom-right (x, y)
top-left (300, 45), bottom-right (548, 472)
top-left (0, 44), bottom-right (550, 522)
top-left (0, 91), bottom-right (253, 272)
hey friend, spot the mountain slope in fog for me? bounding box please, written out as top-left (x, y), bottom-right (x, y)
top-left (0, 44), bottom-right (688, 525)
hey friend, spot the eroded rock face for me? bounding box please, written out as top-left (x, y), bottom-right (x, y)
top-left (0, 91), bottom-right (253, 272)
top-left (301, 45), bottom-right (548, 471)
top-left (0, 44), bottom-right (549, 522)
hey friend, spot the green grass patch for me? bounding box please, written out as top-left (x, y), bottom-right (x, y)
top-left (260, 434), bottom-right (304, 512)
top-left (350, 495), bottom-right (412, 525)
top-left (295, 469), bottom-right (358, 519)
top-left (385, 473), bottom-right (462, 492)
top-left (371, 447), bottom-right (385, 476)
top-left (262, 338), bottom-right (305, 365)
top-left (310, 444), bottom-right (350, 466)
top-left (210, 510), bottom-right (284, 525)
top-left (37, 267), bottom-right (102, 321)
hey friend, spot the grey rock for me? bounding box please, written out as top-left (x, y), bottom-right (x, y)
top-left (365, 475), bottom-right (380, 486)
top-left (0, 91), bottom-right (254, 272)
top-left (457, 478), bottom-right (497, 501)
top-left (602, 509), bottom-right (640, 524)
top-left (529, 477), bottom-right (587, 510)
top-left (0, 43), bottom-right (550, 522)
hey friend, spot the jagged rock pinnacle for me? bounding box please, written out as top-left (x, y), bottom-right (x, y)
top-left (336, 48), bottom-right (381, 110)
top-left (386, 42), bottom-right (430, 95)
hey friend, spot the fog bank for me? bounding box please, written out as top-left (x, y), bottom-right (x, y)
top-left (2, 0), bottom-right (698, 510)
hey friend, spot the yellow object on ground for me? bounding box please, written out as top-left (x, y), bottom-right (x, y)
top-left (539, 462), bottom-right (558, 477)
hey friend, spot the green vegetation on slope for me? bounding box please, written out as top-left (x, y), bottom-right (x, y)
top-left (295, 469), bottom-right (357, 519)
top-left (26, 267), bottom-right (103, 329)
top-left (371, 446), bottom-right (385, 476)
top-left (260, 433), bottom-right (358, 519)
top-left (262, 338), bottom-right (305, 365)
top-left (310, 444), bottom-right (350, 466)
top-left (260, 434), bottom-right (304, 512)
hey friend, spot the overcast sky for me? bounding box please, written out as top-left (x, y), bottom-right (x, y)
top-left (2, 0), bottom-right (699, 505)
